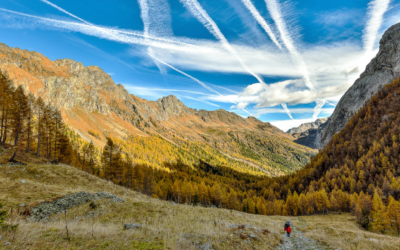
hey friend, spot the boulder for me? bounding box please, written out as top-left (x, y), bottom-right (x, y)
top-left (20, 179), bottom-right (26, 183)
top-left (199, 243), bottom-right (213, 250)
top-left (124, 223), bottom-right (142, 230)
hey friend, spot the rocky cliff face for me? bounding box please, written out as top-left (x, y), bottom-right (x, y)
top-left (304, 22), bottom-right (400, 148)
top-left (287, 118), bottom-right (328, 134)
top-left (0, 42), bottom-right (316, 176)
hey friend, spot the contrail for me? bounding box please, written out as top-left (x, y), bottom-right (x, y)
top-left (17, 2), bottom-right (252, 115)
top-left (40, 0), bottom-right (91, 24)
top-left (265, 0), bottom-right (315, 91)
top-left (35, 1), bottom-right (231, 104)
top-left (147, 53), bottom-right (223, 96)
top-left (312, 100), bottom-right (326, 120)
top-left (363, 0), bottom-right (391, 53)
top-left (137, 0), bottom-right (173, 74)
top-left (0, 8), bottom-right (196, 51)
top-left (177, 94), bottom-right (220, 107)
top-left (241, 0), bottom-right (283, 50)
top-left (281, 103), bottom-right (294, 120)
top-left (180, 0), bottom-right (266, 85)
top-left (129, 87), bottom-right (212, 96)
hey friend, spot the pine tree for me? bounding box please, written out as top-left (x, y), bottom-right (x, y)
top-left (10, 85), bottom-right (29, 147)
top-left (387, 196), bottom-right (400, 236)
top-left (101, 137), bottom-right (120, 182)
top-left (370, 190), bottom-right (389, 233)
top-left (25, 93), bottom-right (35, 153)
top-left (35, 97), bottom-right (45, 156)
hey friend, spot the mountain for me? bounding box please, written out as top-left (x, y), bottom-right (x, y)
top-left (287, 118), bottom-right (328, 134)
top-left (287, 118), bottom-right (328, 149)
top-left (300, 22), bottom-right (400, 149)
top-left (0, 42), bottom-right (315, 176)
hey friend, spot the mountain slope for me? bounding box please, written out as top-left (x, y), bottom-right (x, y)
top-left (0, 42), bottom-right (315, 176)
top-left (288, 118), bottom-right (328, 149)
top-left (298, 22), bottom-right (400, 149)
top-left (2, 163), bottom-right (399, 249)
top-left (287, 118), bottom-right (328, 134)
top-left (264, 76), bottom-right (400, 201)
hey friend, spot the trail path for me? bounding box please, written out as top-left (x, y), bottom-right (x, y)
top-left (278, 230), bottom-right (329, 250)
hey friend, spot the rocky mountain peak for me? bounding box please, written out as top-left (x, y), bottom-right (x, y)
top-left (287, 117), bottom-right (328, 134)
top-left (318, 22), bottom-right (400, 148)
top-left (156, 95), bottom-right (191, 116)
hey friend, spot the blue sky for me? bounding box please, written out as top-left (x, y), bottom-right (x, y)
top-left (0, 0), bottom-right (399, 131)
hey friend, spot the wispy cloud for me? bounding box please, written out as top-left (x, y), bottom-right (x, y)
top-left (65, 35), bottom-right (137, 71)
top-left (126, 86), bottom-right (212, 96)
top-left (179, 0), bottom-right (266, 85)
top-left (177, 95), bottom-right (220, 107)
top-left (18, 1), bottom-right (225, 100)
top-left (0, 8), bottom-right (198, 51)
top-left (137, 0), bottom-right (173, 74)
top-left (230, 102), bottom-right (249, 109)
top-left (264, 0), bottom-right (315, 92)
top-left (363, 0), bottom-right (391, 53)
top-left (281, 103), bottom-right (294, 119)
top-left (312, 100), bottom-right (326, 119)
top-left (146, 52), bottom-right (224, 96)
top-left (39, 0), bottom-right (91, 24)
top-left (240, 0), bottom-right (283, 50)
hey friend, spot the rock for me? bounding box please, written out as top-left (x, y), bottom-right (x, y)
top-left (248, 234), bottom-right (257, 238)
top-left (3, 242), bottom-right (10, 246)
top-left (297, 22), bottom-right (400, 149)
top-left (0, 235), bottom-right (3, 240)
top-left (199, 243), bottom-right (213, 250)
top-left (29, 191), bottom-right (125, 221)
top-left (288, 118), bottom-right (328, 134)
top-left (239, 233), bottom-right (248, 240)
top-left (19, 203), bottom-right (26, 207)
top-left (318, 22), bottom-right (400, 148)
top-left (124, 223), bottom-right (142, 230)
top-left (367, 238), bottom-right (378, 243)
top-left (20, 179), bottom-right (26, 183)
top-left (36, 175), bottom-right (41, 178)
top-left (182, 233), bottom-right (195, 239)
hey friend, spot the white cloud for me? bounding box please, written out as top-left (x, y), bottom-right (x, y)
top-left (179, 0), bottom-right (266, 85)
top-left (313, 100), bottom-right (326, 119)
top-left (281, 103), bottom-right (293, 120)
top-left (1, 0), bottom-right (399, 123)
top-left (265, 0), bottom-right (315, 91)
top-left (363, 0), bottom-right (391, 53)
top-left (255, 107), bottom-right (334, 115)
top-left (230, 102), bottom-right (249, 109)
top-left (240, 0), bottom-right (283, 50)
top-left (270, 118), bottom-right (322, 132)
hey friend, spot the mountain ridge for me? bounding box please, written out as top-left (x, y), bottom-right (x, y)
top-left (0, 42), bottom-right (315, 176)
top-left (316, 22), bottom-right (400, 148)
top-left (287, 118), bottom-right (328, 134)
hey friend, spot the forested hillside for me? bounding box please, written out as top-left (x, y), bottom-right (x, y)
top-left (78, 77), bottom-right (400, 235)
top-left (0, 72), bottom-right (80, 165)
top-left (0, 42), bottom-right (315, 176)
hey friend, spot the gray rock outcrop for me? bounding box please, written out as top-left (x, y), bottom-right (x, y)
top-left (287, 118), bottom-right (328, 134)
top-left (124, 223), bottom-right (142, 230)
top-left (30, 191), bottom-right (124, 221)
top-left (310, 22), bottom-right (400, 148)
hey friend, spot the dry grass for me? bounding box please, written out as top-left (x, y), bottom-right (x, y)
top-left (297, 214), bottom-right (400, 250)
top-left (0, 164), bottom-right (400, 249)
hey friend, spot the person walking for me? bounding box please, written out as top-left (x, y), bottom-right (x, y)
top-left (284, 220), bottom-right (291, 237)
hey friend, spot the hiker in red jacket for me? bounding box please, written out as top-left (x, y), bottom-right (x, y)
top-left (284, 220), bottom-right (291, 237)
